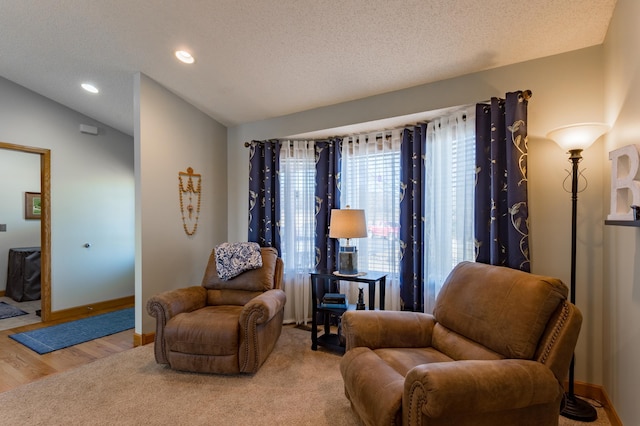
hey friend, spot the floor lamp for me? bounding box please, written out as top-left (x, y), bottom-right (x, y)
top-left (546, 122), bottom-right (609, 422)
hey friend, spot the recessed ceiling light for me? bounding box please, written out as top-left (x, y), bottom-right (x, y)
top-left (175, 50), bottom-right (195, 64)
top-left (81, 83), bottom-right (99, 94)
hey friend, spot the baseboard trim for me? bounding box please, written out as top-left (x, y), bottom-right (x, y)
top-left (48, 295), bottom-right (134, 322)
top-left (567, 380), bottom-right (623, 426)
top-left (133, 331), bottom-right (155, 347)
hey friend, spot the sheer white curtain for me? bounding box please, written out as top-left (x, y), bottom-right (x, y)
top-left (340, 130), bottom-right (402, 311)
top-left (279, 140), bottom-right (316, 324)
top-left (423, 108), bottom-right (476, 313)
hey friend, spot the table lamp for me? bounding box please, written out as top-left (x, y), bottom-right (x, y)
top-left (329, 206), bottom-right (367, 275)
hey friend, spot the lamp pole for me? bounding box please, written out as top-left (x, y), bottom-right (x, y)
top-left (546, 122), bottom-right (609, 422)
top-left (561, 149), bottom-right (597, 422)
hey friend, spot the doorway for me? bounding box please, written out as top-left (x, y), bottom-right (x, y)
top-left (0, 141), bottom-right (51, 322)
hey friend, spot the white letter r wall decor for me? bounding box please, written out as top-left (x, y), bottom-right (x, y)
top-left (608, 144), bottom-right (640, 221)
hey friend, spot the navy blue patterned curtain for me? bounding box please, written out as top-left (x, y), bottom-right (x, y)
top-left (314, 139), bottom-right (342, 272)
top-left (248, 140), bottom-right (281, 253)
top-left (399, 124), bottom-right (426, 311)
top-left (475, 91), bottom-right (530, 271)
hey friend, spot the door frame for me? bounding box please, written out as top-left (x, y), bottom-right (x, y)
top-left (0, 141), bottom-right (51, 321)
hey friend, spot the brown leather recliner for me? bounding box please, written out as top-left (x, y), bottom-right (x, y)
top-left (147, 247), bottom-right (285, 374)
top-left (340, 261), bottom-right (582, 426)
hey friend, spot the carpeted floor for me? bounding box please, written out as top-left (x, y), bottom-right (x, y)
top-left (0, 325), bottom-right (358, 425)
top-left (560, 400), bottom-right (611, 426)
top-left (0, 325), bottom-right (612, 425)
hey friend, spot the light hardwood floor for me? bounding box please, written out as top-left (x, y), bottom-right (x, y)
top-left (0, 312), bottom-right (134, 393)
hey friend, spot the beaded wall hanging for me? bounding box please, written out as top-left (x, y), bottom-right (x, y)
top-left (178, 167), bottom-right (202, 236)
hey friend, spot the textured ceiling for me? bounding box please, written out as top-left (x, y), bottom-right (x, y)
top-left (0, 0), bottom-right (617, 136)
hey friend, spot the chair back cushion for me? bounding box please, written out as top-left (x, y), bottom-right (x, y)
top-left (201, 247), bottom-right (278, 292)
top-left (206, 289), bottom-right (265, 306)
top-left (433, 261), bottom-right (568, 360)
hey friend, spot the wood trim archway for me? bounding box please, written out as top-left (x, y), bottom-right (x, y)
top-left (0, 141), bottom-right (51, 322)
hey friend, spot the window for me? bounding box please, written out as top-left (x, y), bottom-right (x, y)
top-left (423, 109), bottom-right (476, 312)
top-left (340, 131), bottom-right (402, 310)
top-left (340, 133), bottom-right (401, 274)
top-left (278, 140), bottom-right (317, 324)
top-left (279, 141), bottom-right (316, 272)
top-left (276, 112), bottom-right (476, 317)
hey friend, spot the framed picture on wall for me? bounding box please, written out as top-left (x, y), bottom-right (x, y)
top-left (25, 192), bottom-right (41, 220)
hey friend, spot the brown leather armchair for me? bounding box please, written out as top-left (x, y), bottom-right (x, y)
top-left (147, 247), bottom-right (285, 374)
top-left (340, 261), bottom-right (582, 426)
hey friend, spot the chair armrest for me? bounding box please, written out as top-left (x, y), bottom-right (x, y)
top-left (238, 288), bottom-right (286, 373)
top-left (146, 286), bottom-right (207, 322)
top-left (403, 359), bottom-right (562, 424)
top-left (146, 286), bottom-right (207, 365)
top-left (240, 288), bottom-right (286, 326)
top-left (342, 310), bottom-right (436, 351)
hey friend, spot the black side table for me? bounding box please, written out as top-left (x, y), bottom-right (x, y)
top-left (310, 270), bottom-right (388, 353)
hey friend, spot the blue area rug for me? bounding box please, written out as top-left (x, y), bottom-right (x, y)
top-left (10, 308), bottom-right (134, 354)
top-left (0, 301), bottom-right (28, 320)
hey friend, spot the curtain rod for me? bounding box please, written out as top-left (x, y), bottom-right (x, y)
top-left (244, 140), bottom-right (282, 148)
top-left (478, 89), bottom-right (532, 104)
top-left (243, 133), bottom-right (396, 147)
top-left (242, 124), bottom-right (430, 147)
top-left (243, 91), bottom-right (531, 147)
top-left (244, 139), bottom-right (333, 147)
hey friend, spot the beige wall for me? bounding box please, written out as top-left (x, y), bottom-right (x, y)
top-left (603, 0), bottom-right (640, 423)
top-left (0, 76), bottom-right (134, 312)
top-left (226, 4), bottom-right (640, 420)
top-left (228, 46), bottom-right (607, 385)
top-left (134, 73), bottom-right (228, 334)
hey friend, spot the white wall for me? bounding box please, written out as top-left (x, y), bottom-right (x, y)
top-left (0, 150), bottom-right (41, 291)
top-left (135, 74), bottom-right (228, 334)
top-left (603, 0), bottom-right (640, 423)
top-left (0, 76), bottom-right (135, 311)
top-left (228, 47), bottom-right (607, 385)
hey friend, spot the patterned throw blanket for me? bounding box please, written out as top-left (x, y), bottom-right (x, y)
top-left (215, 242), bottom-right (263, 280)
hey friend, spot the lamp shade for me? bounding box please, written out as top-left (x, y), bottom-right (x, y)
top-left (546, 122), bottom-right (609, 152)
top-left (329, 208), bottom-right (367, 239)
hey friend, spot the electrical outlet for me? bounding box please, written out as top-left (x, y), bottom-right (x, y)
top-left (0, 224), bottom-right (6, 232)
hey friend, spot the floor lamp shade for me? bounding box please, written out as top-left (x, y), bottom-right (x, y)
top-left (546, 122), bottom-right (609, 152)
top-left (546, 122), bottom-right (609, 422)
top-left (329, 208), bottom-right (367, 275)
